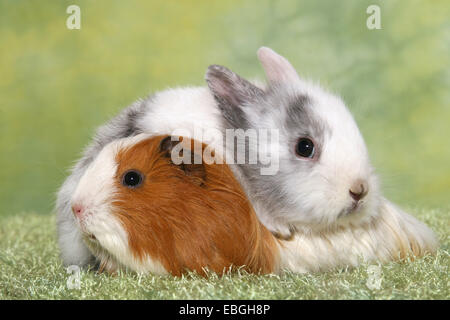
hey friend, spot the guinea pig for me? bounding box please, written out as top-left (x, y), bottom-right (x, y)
top-left (69, 134), bottom-right (279, 276)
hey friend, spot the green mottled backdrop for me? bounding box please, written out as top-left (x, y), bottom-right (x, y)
top-left (0, 0), bottom-right (449, 216)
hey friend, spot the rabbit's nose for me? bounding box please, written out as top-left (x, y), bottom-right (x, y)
top-left (71, 203), bottom-right (85, 217)
top-left (349, 179), bottom-right (368, 201)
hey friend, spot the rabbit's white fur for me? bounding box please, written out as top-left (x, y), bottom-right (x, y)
top-left (279, 199), bottom-right (437, 272)
top-left (57, 47), bottom-right (438, 271)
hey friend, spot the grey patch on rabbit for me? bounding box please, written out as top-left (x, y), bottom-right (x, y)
top-left (284, 93), bottom-right (331, 161)
top-left (285, 94), bottom-right (317, 134)
top-left (78, 98), bottom-right (150, 168)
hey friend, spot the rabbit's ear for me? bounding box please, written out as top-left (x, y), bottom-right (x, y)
top-left (257, 47), bottom-right (300, 84)
top-left (205, 65), bottom-right (263, 109)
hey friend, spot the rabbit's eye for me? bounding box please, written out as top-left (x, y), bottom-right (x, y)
top-left (122, 170), bottom-right (144, 188)
top-left (295, 138), bottom-right (315, 158)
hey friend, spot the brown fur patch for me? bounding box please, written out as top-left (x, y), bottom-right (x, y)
top-left (113, 135), bottom-right (279, 276)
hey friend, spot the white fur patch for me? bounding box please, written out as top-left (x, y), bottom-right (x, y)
top-left (278, 197), bottom-right (438, 273)
top-left (137, 87), bottom-right (223, 144)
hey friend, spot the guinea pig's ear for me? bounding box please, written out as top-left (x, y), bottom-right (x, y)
top-left (257, 47), bottom-right (300, 84)
top-left (159, 136), bottom-right (206, 186)
top-left (159, 135), bottom-right (180, 155)
top-left (205, 65), bottom-right (264, 126)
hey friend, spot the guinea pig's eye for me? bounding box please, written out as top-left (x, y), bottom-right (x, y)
top-left (295, 137), bottom-right (315, 159)
top-left (122, 170), bottom-right (144, 188)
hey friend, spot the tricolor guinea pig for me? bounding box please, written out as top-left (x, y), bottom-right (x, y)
top-left (69, 134), bottom-right (279, 276)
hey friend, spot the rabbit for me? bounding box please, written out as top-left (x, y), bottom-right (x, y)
top-left (68, 134), bottom-right (279, 275)
top-left (204, 47), bottom-right (439, 272)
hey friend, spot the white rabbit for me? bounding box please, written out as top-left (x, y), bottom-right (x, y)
top-left (57, 47), bottom-right (438, 271)
top-left (205, 47), bottom-right (438, 271)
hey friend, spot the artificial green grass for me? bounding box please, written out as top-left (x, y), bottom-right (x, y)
top-left (0, 208), bottom-right (448, 300)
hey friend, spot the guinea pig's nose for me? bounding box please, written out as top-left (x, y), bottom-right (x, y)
top-left (349, 179), bottom-right (368, 201)
top-left (71, 204), bottom-right (85, 217)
